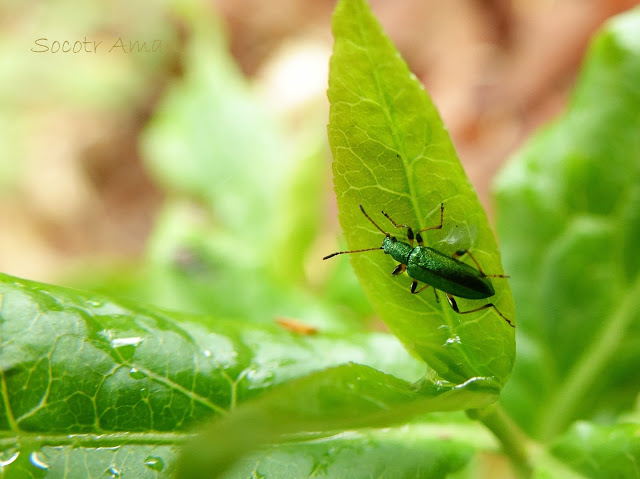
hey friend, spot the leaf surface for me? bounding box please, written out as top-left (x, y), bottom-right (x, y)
top-left (221, 419), bottom-right (496, 479)
top-left (0, 273), bottom-right (424, 477)
top-left (327, 0), bottom-right (515, 386)
top-left (177, 364), bottom-right (498, 477)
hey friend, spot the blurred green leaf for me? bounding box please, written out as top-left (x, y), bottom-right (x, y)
top-left (267, 141), bottom-right (328, 285)
top-left (222, 419), bottom-right (496, 479)
top-left (177, 364), bottom-right (499, 477)
top-left (136, 200), bottom-right (369, 331)
top-left (533, 421), bottom-right (640, 479)
top-left (322, 244), bottom-right (375, 318)
top-left (137, 3), bottom-right (357, 329)
top-left (141, 10), bottom-right (288, 240)
top-left (141, 3), bottom-right (320, 272)
top-left (0, 272), bottom-right (426, 476)
top-left (495, 7), bottom-right (640, 440)
top-left (327, 0), bottom-right (515, 386)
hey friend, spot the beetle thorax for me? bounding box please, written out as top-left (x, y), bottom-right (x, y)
top-left (382, 236), bottom-right (413, 264)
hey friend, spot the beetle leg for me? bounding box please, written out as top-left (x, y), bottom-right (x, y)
top-left (381, 211), bottom-right (414, 246)
top-left (410, 281), bottom-right (439, 302)
top-left (410, 280), bottom-right (432, 294)
top-left (381, 210), bottom-right (409, 229)
top-left (445, 294), bottom-right (514, 328)
top-left (452, 250), bottom-right (509, 278)
top-left (391, 264), bottom-right (406, 276)
top-left (416, 203), bottom-right (444, 234)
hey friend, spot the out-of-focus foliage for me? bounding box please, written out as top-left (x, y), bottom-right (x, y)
top-left (495, 7), bottom-right (640, 441)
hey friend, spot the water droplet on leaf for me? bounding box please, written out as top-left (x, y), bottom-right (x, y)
top-left (111, 337), bottom-right (143, 348)
top-left (144, 456), bottom-right (165, 472)
top-left (29, 451), bottom-right (50, 470)
top-left (129, 368), bottom-right (147, 380)
top-left (106, 466), bottom-right (121, 477)
top-left (111, 336), bottom-right (143, 360)
top-left (0, 451), bottom-right (19, 467)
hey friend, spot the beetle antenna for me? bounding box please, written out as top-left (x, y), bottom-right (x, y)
top-left (359, 204), bottom-right (389, 236)
top-left (323, 246), bottom-right (383, 260)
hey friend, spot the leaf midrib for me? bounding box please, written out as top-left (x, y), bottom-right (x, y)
top-left (0, 431), bottom-right (194, 448)
top-left (351, 5), bottom-right (481, 382)
top-left (356, 24), bottom-right (422, 226)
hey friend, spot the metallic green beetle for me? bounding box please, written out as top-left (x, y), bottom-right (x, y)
top-left (323, 204), bottom-right (514, 327)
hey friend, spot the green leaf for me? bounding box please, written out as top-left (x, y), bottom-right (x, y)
top-left (533, 421), bottom-right (640, 479)
top-left (495, 7), bottom-right (640, 440)
top-left (140, 2), bottom-right (327, 285)
top-left (327, 0), bottom-right (515, 386)
top-left (140, 7), bottom-right (290, 242)
top-left (132, 3), bottom-right (352, 328)
top-left (176, 364), bottom-right (499, 477)
top-left (1, 443), bottom-right (179, 479)
top-left (221, 419), bottom-right (496, 479)
top-left (0, 273), bottom-right (425, 476)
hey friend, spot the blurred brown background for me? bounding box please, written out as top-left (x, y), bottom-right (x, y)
top-left (0, 0), bottom-right (637, 283)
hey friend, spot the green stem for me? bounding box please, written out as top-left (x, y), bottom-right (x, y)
top-left (538, 275), bottom-right (640, 440)
top-left (470, 403), bottom-right (535, 478)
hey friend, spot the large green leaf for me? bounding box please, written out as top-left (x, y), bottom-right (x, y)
top-left (0, 273), bottom-right (425, 477)
top-left (495, 7), bottom-right (640, 440)
top-left (1, 443), bottom-right (179, 479)
top-left (221, 418), bottom-right (496, 479)
top-left (176, 364), bottom-right (498, 478)
top-left (327, 0), bottom-right (515, 386)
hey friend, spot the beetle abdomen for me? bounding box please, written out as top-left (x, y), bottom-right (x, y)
top-left (407, 247), bottom-right (494, 299)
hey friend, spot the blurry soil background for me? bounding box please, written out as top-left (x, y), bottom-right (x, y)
top-left (0, 0), bottom-right (637, 283)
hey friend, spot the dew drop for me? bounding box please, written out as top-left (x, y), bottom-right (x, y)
top-left (97, 446), bottom-right (121, 452)
top-left (111, 337), bottom-right (143, 348)
top-left (129, 368), bottom-right (147, 380)
top-left (111, 336), bottom-right (143, 360)
top-left (444, 335), bottom-right (461, 346)
top-left (203, 349), bottom-right (212, 358)
top-left (87, 300), bottom-right (103, 307)
top-left (144, 456), bottom-right (165, 472)
top-left (106, 466), bottom-right (121, 477)
top-left (0, 451), bottom-right (19, 467)
top-left (29, 451), bottom-right (50, 470)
